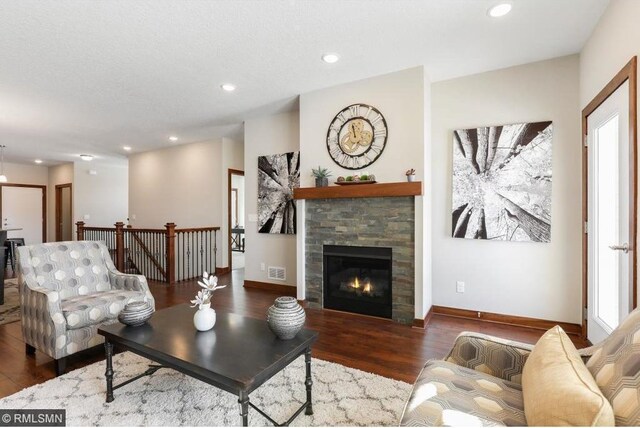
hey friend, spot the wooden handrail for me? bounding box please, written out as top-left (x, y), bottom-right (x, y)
top-left (176, 227), bottom-right (221, 233)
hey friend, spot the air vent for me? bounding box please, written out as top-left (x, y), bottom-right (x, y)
top-left (268, 266), bottom-right (286, 281)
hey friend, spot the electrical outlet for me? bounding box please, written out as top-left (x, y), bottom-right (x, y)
top-left (456, 281), bottom-right (465, 293)
top-left (260, 263), bottom-right (266, 271)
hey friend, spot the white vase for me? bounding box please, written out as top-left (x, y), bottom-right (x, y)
top-left (193, 303), bottom-right (216, 331)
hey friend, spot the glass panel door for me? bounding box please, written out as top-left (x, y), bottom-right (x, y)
top-left (587, 81), bottom-right (631, 345)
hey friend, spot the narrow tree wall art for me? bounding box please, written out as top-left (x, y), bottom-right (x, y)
top-left (452, 121), bottom-right (553, 242)
top-left (258, 151), bottom-right (300, 234)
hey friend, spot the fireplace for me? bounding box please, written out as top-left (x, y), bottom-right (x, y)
top-left (323, 245), bottom-right (392, 319)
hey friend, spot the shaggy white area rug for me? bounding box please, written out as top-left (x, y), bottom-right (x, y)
top-left (0, 352), bottom-right (411, 426)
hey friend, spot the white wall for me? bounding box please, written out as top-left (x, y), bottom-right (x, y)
top-left (580, 0), bottom-right (640, 302)
top-left (47, 163), bottom-right (74, 241)
top-left (298, 67), bottom-right (426, 186)
top-left (431, 55), bottom-right (582, 323)
top-left (74, 159), bottom-right (128, 228)
top-left (244, 112), bottom-right (299, 286)
top-left (298, 66), bottom-right (430, 318)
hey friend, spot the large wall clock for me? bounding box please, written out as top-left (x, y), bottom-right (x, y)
top-left (326, 103), bottom-right (388, 170)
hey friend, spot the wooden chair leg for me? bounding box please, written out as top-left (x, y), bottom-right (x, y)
top-left (55, 358), bottom-right (67, 376)
top-left (25, 344), bottom-right (36, 356)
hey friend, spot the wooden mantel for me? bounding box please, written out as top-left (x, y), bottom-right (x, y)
top-left (293, 181), bottom-right (422, 200)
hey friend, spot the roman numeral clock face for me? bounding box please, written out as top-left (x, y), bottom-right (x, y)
top-left (326, 104), bottom-right (388, 170)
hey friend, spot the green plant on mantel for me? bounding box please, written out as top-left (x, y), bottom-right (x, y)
top-left (311, 166), bottom-right (332, 179)
top-left (312, 166), bottom-right (332, 187)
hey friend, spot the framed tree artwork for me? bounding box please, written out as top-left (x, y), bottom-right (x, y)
top-left (452, 121), bottom-right (553, 242)
top-left (258, 151), bottom-right (300, 234)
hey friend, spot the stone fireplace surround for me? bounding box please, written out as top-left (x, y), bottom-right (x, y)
top-left (303, 196), bottom-right (416, 324)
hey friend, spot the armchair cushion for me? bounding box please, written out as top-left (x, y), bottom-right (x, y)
top-left (24, 242), bottom-right (112, 300)
top-left (400, 360), bottom-right (526, 427)
top-left (522, 326), bottom-right (614, 426)
top-left (61, 290), bottom-right (147, 330)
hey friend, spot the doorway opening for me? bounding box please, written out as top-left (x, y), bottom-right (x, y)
top-left (228, 169), bottom-right (245, 272)
top-left (582, 56), bottom-right (637, 342)
top-left (55, 183), bottom-right (73, 241)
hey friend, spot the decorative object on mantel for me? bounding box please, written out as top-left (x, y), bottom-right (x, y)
top-left (405, 168), bottom-right (416, 182)
top-left (191, 272), bottom-right (227, 331)
top-left (118, 301), bottom-right (154, 327)
top-left (327, 103), bottom-right (388, 170)
top-left (267, 296), bottom-right (306, 340)
top-left (452, 121), bottom-right (553, 242)
top-left (335, 171), bottom-right (376, 185)
top-left (258, 151), bottom-right (300, 234)
top-left (311, 166), bottom-right (332, 187)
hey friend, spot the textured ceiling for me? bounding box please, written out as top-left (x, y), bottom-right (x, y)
top-left (0, 0), bottom-right (608, 164)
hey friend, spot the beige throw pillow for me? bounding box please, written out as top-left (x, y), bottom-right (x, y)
top-left (522, 326), bottom-right (614, 426)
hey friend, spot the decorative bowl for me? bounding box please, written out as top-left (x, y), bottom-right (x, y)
top-left (118, 301), bottom-right (154, 327)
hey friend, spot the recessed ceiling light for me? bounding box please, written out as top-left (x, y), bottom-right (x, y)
top-left (321, 53), bottom-right (340, 64)
top-left (123, 146), bottom-right (132, 151)
top-left (488, 3), bottom-right (512, 17)
top-left (80, 154), bottom-right (93, 161)
top-left (221, 83), bottom-right (236, 92)
top-left (34, 159), bottom-right (43, 164)
top-left (169, 136), bottom-right (178, 142)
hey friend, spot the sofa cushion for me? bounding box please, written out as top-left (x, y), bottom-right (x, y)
top-left (586, 308), bottom-right (640, 426)
top-left (400, 360), bottom-right (526, 426)
top-left (522, 326), bottom-right (614, 426)
top-left (61, 290), bottom-right (145, 330)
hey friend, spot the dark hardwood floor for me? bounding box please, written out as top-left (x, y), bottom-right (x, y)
top-left (0, 268), bottom-right (589, 398)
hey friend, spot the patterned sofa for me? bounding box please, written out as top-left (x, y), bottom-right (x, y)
top-left (401, 308), bottom-right (640, 426)
top-left (17, 241), bottom-right (155, 375)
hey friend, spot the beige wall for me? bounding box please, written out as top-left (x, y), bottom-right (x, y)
top-left (297, 66), bottom-right (430, 317)
top-left (47, 163), bottom-right (74, 241)
top-left (128, 138), bottom-right (244, 268)
top-left (580, 0), bottom-right (640, 309)
top-left (431, 55), bottom-right (582, 323)
top-left (244, 112), bottom-right (299, 286)
top-left (2, 162), bottom-right (48, 185)
top-left (129, 140), bottom-right (222, 227)
top-left (74, 159), bottom-right (128, 228)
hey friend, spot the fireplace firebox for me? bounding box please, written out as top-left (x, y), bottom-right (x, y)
top-left (323, 245), bottom-right (392, 319)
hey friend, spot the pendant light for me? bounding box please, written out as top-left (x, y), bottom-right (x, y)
top-left (0, 145), bottom-right (7, 183)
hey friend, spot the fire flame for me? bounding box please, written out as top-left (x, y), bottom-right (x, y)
top-left (349, 277), bottom-right (373, 294)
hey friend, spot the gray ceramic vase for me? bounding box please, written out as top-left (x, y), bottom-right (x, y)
top-left (267, 296), bottom-right (305, 340)
top-left (118, 301), bottom-right (154, 327)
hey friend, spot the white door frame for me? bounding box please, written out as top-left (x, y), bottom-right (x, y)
top-left (582, 56), bottom-right (638, 340)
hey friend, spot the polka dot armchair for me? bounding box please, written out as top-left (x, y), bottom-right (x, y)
top-left (17, 241), bottom-right (155, 375)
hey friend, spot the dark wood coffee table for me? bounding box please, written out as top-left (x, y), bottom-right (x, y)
top-left (98, 304), bottom-right (318, 426)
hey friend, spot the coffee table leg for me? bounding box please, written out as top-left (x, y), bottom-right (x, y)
top-left (105, 341), bottom-right (114, 403)
top-left (238, 391), bottom-right (249, 426)
top-left (305, 347), bottom-right (313, 416)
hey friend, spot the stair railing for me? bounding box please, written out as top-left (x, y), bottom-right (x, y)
top-left (76, 221), bottom-right (219, 284)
